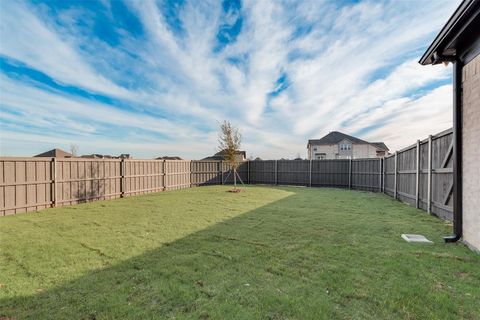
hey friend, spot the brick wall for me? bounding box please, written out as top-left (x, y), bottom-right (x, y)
top-left (462, 53), bottom-right (480, 252)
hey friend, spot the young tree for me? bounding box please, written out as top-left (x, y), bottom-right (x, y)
top-left (218, 120), bottom-right (242, 190)
top-left (70, 144), bottom-right (79, 157)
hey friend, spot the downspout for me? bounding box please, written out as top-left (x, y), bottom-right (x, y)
top-left (444, 57), bottom-right (463, 243)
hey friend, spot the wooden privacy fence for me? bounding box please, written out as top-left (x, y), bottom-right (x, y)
top-left (248, 159), bottom-right (381, 192)
top-left (190, 161), bottom-right (248, 186)
top-left (0, 128), bottom-right (453, 219)
top-left (0, 157), bottom-right (380, 216)
top-left (0, 159), bottom-right (194, 215)
top-left (383, 128), bottom-right (453, 220)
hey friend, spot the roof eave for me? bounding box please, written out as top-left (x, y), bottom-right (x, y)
top-left (419, 0), bottom-right (479, 65)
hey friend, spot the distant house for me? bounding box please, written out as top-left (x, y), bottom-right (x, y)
top-left (34, 148), bottom-right (73, 158)
top-left (307, 131), bottom-right (389, 160)
top-left (202, 150), bottom-right (246, 162)
top-left (156, 156), bottom-right (183, 160)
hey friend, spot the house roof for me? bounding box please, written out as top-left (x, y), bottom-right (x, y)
top-left (34, 148), bottom-right (73, 158)
top-left (308, 131), bottom-right (369, 146)
top-left (308, 131), bottom-right (388, 151)
top-left (371, 142), bottom-right (389, 151)
top-left (156, 156), bottom-right (183, 160)
top-left (201, 150), bottom-right (246, 161)
top-left (81, 154), bottom-right (113, 159)
top-left (202, 155), bottom-right (224, 161)
top-left (78, 153), bottom-right (131, 159)
top-left (419, 0), bottom-right (480, 65)
top-left (215, 150), bottom-right (246, 157)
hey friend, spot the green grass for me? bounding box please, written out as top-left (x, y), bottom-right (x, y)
top-left (0, 186), bottom-right (479, 319)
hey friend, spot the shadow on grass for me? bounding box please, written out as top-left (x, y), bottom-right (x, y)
top-left (1, 188), bottom-right (479, 319)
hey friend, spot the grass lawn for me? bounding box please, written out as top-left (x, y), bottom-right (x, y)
top-left (0, 186), bottom-right (479, 319)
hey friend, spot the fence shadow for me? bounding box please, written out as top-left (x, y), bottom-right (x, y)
top-left (57, 160), bottom-right (107, 206)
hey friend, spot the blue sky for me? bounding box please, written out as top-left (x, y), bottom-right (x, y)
top-left (0, 0), bottom-right (458, 159)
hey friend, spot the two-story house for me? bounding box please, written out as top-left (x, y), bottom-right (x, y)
top-left (307, 131), bottom-right (389, 160)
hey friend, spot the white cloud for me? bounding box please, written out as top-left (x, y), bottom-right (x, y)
top-left (0, 75), bottom-right (219, 158)
top-left (361, 85), bottom-right (453, 150)
top-left (0, 0), bottom-right (460, 159)
top-left (0, 1), bottom-right (131, 98)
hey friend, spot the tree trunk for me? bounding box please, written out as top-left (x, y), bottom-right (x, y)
top-left (234, 168), bottom-right (237, 189)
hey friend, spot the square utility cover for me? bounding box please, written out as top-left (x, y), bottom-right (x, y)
top-left (401, 234), bottom-right (433, 244)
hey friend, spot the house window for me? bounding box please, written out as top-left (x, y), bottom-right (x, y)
top-left (315, 153), bottom-right (326, 160)
top-left (313, 147), bottom-right (317, 151)
top-left (340, 143), bottom-right (351, 151)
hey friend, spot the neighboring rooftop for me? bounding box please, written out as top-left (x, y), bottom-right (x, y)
top-left (308, 131), bottom-right (389, 150)
top-left (34, 148), bottom-right (73, 158)
top-left (202, 150), bottom-right (246, 161)
top-left (156, 156), bottom-right (183, 160)
top-left (81, 154), bottom-right (132, 159)
top-left (370, 142), bottom-right (389, 151)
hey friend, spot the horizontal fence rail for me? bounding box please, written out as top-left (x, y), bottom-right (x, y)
top-left (0, 128), bottom-right (453, 219)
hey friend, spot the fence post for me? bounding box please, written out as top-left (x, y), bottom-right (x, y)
top-left (309, 159), bottom-right (312, 187)
top-left (378, 158), bottom-right (382, 192)
top-left (247, 160), bottom-right (250, 184)
top-left (275, 160), bottom-right (278, 185)
top-left (190, 160), bottom-right (193, 188)
top-left (164, 160), bottom-right (169, 190)
top-left (52, 157), bottom-right (57, 207)
top-left (220, 161), bottom-right (224, 185)
top-left (394, 152), bottom-right (398, 199)
top-left (415, 140), bottom-right (420, 208)
top-left (427, 135), bottom-right (432, 214)
top-left (349, 158), bottom-right (352, 189)
top-left (162, 160), bottom-right (166, 191)
top-left (120, 158), bottom-right (125, 197)
top-left (382, 157), bottom-right (385, 193)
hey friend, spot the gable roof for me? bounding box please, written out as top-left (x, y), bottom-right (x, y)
top-left (308, 131), bottom-right (388, 151)
top-left (308, 131), bottom-right (369, 146)
top-left (34, 148), bottom-right (73, 158)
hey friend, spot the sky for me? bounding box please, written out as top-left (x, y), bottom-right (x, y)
top-left (0, 0), bottom-right (459, 159)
